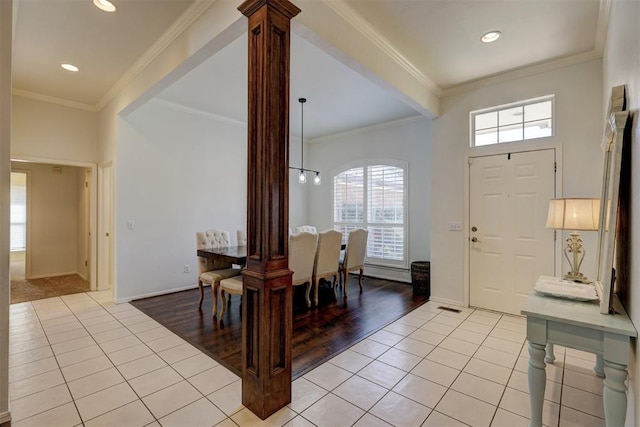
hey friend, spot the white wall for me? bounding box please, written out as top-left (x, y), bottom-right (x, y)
top-left (289, 134), bottom-right (309, 230)
top-left (115, 100), bottom-right (309, 301)
top-left (307, 116), bottom-right (431, 282)
top-left (11, 162), bottom-right (83, 278)
top-left (602, 0), bottom-right (640, 424)
top-left (115, 102), bottom-right (247, 301)
top-left (12, 95), bottom-right (98, 163)
top-left (431, 59), bottom-right (603, 305)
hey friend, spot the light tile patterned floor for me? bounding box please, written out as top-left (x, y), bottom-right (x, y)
top-left (8, 292), bottom-right (606, 426)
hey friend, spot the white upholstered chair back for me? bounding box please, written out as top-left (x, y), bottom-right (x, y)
top-left (310, 229), bottom-right (342, 305)
top-left (313, 230), bottom-right (342, 278)
top-left (289, 232), bottom-right (317, 286)
top-left (344, 228), bottom-right (368, 270)
top-left (296, 225), bottom-right (317, 234)
top-left (196, 229), bottom-right (232, 274)
top-left (237, 230), bottom-right (247, 246)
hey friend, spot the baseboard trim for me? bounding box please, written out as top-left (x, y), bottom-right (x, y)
top-left (115, 284), bottom-right (200, 304)
top-left (428, 296), bottom-right (466, 307)
top-left (364, 266), bottom-right (411, 283)
top-left (28, 271), bottom-right (77, 280)
top-left (0, 410), bottom-right (11, 424)
top-left (115, 273), bottom-right (414, 305)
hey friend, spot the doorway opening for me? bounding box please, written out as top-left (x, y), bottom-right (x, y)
top-left (10, 162), bottom-right (94, 303)
top-left (10, 171), bottom-right (27, 281)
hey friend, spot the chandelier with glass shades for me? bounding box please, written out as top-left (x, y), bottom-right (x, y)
top-left (289, 98), bottom-right (321, 185)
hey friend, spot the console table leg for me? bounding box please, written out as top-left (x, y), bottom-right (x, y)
top-left (594, 354), bottom-right (604, 378)
top-left (603, 361), bottom-right (628, 427)
top-left (528, 342), bottom-right (546, 427)
top-left (544, 343), bottom-right (555, 364)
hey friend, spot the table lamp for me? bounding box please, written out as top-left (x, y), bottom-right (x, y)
top-left (546, 198), bottom-right (600, 283)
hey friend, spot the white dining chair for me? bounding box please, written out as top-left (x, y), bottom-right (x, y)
top-left (289, 231), bottom-right (318, 307)
top-left (339, 228), bottom-right (368, 295)
top-left (219, 275), bottom-right (243, 318)
top-left (196, 229), bottom-right (241, 315)
top-left (237, 229), bottom-right (247, 246)
top-left (296, 225), bottom-right (317, 234)
top-left (312, 229), bottom-right (342, 305)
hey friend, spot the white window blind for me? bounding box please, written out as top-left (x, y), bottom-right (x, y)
top-left (333, 161), bottom-right (407, 268)
top-left (10, 172), bottom-right (27, 251)
top-left (367, 165), bottom-right (404, 262)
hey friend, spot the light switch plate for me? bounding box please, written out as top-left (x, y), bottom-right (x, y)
top-left (448, 222), bottom-right (463, 231)
top-left (127, 220), bottom-right (135, 230)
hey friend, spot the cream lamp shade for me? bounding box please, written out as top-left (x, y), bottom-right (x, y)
top-left (545, 198), bottom-right (600, 283)
top-left (545, 198), bottom-right (600, 231)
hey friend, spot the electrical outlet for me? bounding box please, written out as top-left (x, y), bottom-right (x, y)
top-left (448, 222), bottom-right (463, 231)
top-left (184, 265), bottom-right (190, 273)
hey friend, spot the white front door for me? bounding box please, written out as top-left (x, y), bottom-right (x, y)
top-left (469, 149), bottom-right (556, 314)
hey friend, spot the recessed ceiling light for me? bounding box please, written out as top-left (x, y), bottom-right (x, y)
top-left (61, 63), bottom-right (79, 72)
top-left (481, 31), bottom-right (501, 43)
top-left (93, 0), bottom-right (116, 12)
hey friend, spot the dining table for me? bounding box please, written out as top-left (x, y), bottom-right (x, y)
top-left (197, 245), bottom-right (247, 265)
top-left (196, 243), bottom-right (345, 264)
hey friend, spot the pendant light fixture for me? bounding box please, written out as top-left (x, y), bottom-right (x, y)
top-left (289, 98), bottom-right (321, 185)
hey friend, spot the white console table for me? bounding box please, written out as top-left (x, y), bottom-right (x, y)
top-left (522, 292), bottom-right (637, 427)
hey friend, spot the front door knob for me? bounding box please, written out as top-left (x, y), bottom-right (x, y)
top-left (471, 237), bottom-right (479, 242)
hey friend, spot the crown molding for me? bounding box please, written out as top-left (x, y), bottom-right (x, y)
top-left (442, 0), bottom-right (610, 98)
top-left (309, 114), bottom-right (424, 143)
top-left (322, 0), bottom-right (442, 98)
top-left (594, 0), bottom-right (611, 54)
top-left (12, 88), bottom-right (98, 112)
top-left (95, 0), bottom-right (216, 111)
top-left (441, 50), bottom-right (602, 98)
top-left (149, 98), bottom-right (247, 128)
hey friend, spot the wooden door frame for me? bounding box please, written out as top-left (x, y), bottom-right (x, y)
top-left (463, 142), bottom-right (563, 309)
top-left (84, 169), bottom-right (92, 281)
top-left (97, 161), bottom-right (113, 293)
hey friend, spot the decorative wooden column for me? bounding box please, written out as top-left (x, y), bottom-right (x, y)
top-left (238, 0), bottom-right (300, 419)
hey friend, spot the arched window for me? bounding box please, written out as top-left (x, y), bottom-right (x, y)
top-left (333, 160), bottom-right (407, 268)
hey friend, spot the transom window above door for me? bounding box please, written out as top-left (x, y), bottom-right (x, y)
top-left (470, 95), bottom-right (554, 147)
top-left (333, 160), bottom-right (408, 268)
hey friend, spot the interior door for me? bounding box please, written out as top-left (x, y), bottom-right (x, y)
top-left (469, 149), bottom-right (555, 314)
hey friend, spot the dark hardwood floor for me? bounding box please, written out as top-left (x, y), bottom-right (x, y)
top-left (131, 276), bottom-right (428, 379)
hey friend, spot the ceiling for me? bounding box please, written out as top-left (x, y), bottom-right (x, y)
top-left (12, 0), bottom-right (606, 139)
top-left (13, 0), bottom-right (195, 106)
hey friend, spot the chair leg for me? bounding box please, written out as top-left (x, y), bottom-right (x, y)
top-left (305, 282), bottom-right (312, 308)
top-left (219, 290), bottom-right (227, 318)
top-left (343, 270), bottom-right (348, 297)
top-left (198, 280), bottom-right (204, 309)
top-left (359, 268), bottom-right (364, 291)
top-left (332, 275), bottom-right (338, 300)
top-left (212, 282), bottom-right (219, 316)
top-left (314, 277), bottom-right (319, 306)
